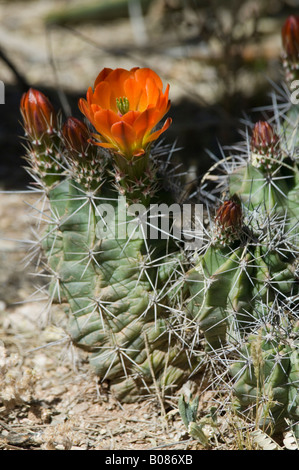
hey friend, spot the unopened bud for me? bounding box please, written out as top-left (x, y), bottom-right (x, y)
top-left (216, 196), bottom-right (242, 232)
top-left (20, 88), bottom-right (57, 140)
top-left (213, 196), bottom-right (243, 245)
top-left (281, 16), bottom-right (299, 84)
top-left (251, 121), bottom-right (278, 152)
top-left (282, 15), bottom-right (299, 63)
top-left (62, 117), bottom-right (90, 156)
top-left (250, 121), bottom-right (280, 170)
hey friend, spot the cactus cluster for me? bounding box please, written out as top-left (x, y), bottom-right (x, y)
top-left (184, 16), bottom-right (299, 438)
top-left (21, 69), bottom-right (199, 403)
top-left (188, 117), bottom-right (298, 351)
top-left (20, 17), bottom-right (298, 438)
top-left (187, 128), bottom-right (299, 434)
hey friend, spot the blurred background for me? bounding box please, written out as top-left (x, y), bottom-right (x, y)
top-left (0, 0), bottom-right (299, 189)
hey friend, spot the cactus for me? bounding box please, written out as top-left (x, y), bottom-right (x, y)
top-left (21, 71), bottom-right (199, 403)
top-left (187, 146), bottom-right (298, 350)
top-left (19, 17), bottom-right (298, 439)
top-left (230, 322), bottom-right (299, 436)
top-left (41, 177), bottom-right (193, 401)
top-left (184, 15), bottom-right (299, 437)
top-left (45, 0), bottom-right (153, 25)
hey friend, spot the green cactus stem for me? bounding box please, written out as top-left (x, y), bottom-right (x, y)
top-left (230, 323), bottom-right (299, 436)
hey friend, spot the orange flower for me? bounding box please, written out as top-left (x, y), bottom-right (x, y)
top-left (78, 67), bottom-right (172, 159)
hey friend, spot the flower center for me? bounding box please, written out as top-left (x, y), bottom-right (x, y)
top-left (116, 97), bottom-right (130, 115)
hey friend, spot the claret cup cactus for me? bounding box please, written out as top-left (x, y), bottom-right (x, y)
top-left (21, 68), bottom-right (200, 403)
top-left (185, 16), bottom-right (299, 437)
top-left (20, 17), bottom-right (298, 438)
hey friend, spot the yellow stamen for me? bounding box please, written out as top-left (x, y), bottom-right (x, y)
top-left (116, 97), bottom-right (129, 115)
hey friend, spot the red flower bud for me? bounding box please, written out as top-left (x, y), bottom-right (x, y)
top-left (282, 15), bottom-right (299, 62)
top-left (20, 88), bottom-right (57, 140)
top-left (62, 117), bottom-right (90, 156)
top-left (250, 121), bottom-right (279, 154)
top-left (216, 196), bottom-right (242, 231)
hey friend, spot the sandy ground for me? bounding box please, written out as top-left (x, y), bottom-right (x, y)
top-left (0, 191), bottom-right (199, 451)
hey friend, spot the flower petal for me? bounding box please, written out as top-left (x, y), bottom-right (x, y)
top-left (105, 69), bottom-right (132, 108)
top-left (158, 83), bottom-right (171, 113)
top-left (93, 109), bottom-right (119, 142)
top-left (134, 68), bottom-right (163, 92)
top-left (144, 117), bottom-right (172, 144)
top-left (94, 68), bottom-right (113, 88)
top-left (123, 77), bottom-right (143, 110)
top-left (78, 98), bottom-right (93, 125)
top-left (111, 121), bottom-right (137, 157)
top-left (93, 81), bottom-right (112, 110)
top-left (133, 108), bottom-right (159, 143)
top-left (90, 137), bottom-right (115, 149)
top-left (122, 110), bottom-right (141, 126)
